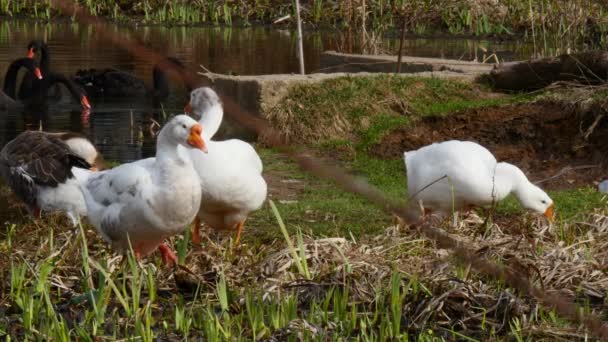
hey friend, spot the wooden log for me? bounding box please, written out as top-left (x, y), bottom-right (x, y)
top-left (490, 50), bottom-right (608, 91)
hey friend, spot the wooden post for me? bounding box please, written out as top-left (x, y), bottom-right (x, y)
top-left (295, 0), bottom-right (305, 74)
top-left (396, 15), bottom-right (407, 73)
top-left (361, 0), bottom-right (366, 51)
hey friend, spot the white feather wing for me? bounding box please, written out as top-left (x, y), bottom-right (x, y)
top-left (404, 140), bottom-right (497, 212)
top-left (81, 160), bottom-right (155, 244)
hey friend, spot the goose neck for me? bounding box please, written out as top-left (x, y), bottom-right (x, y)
top-left (495, 162), bottom-right (528, 201)
top-left (155, 129), bottom-right (180, 162)
top-left (197, 103), bottom-right (223, 140)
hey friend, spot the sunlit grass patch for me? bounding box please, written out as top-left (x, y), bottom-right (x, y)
top-left (266, 75), bottom-right (525, 146)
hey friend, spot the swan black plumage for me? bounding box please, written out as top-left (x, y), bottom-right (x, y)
top-left (73, 57), bottom-right (185, 100)
top-left (1, 58), bottom-right (43, 110)
top-left (20, 40), bottom-right (90, 109)
top-left (26, 72), bottom-right (91, 109)
top-left (19, 40), bottom-right (52, 99)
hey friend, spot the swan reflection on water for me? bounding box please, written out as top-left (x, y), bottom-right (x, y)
top-left (0, 102), bottom-right (163, 164)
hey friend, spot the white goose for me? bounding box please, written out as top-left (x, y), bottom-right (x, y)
top-left (184, 87), bottom-right (267, 244)
top-left (404, 140), bottom-right (554, 220)
top-left (0, 131), bottom-right (102, 225)
top-left (78, 115), bottom-right (206, 265)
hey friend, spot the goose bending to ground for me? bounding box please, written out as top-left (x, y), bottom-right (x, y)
top-left (0, 131), bottom-right (102, 225)
top-left (73, 57), bottom-right (185, 100)
top-left (79, 115), bottom-right (207, 265)
top-left (184, 87), bottom-right (267, 245)
top-left (1, 58), bottom-right (42, 110)
top-left (404, 140), bottom-right (554, 221)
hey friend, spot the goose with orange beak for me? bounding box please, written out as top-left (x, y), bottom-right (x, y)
top-left (184, 87), bottom-right (267, 246)
top-left (404, 140), bottom-right (555, 223)
top-left (78, 115), bottom-right (206, 266)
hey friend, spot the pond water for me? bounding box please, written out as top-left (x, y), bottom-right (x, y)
top-left (0, 19), bottom-right (555, 162)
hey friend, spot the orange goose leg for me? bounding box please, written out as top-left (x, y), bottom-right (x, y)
top-left (191, 216), bottom-right (201, 245)
top-left (158, 243), bottom-right (178, 266)
top-left (234, 220), bottom-right (245, 246)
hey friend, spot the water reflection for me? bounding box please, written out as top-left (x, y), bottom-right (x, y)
top-left (0, 19), bottom-right (575, 162)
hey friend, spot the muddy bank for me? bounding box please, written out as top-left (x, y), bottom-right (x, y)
top-left (372, 101), bottom-right (608, 189)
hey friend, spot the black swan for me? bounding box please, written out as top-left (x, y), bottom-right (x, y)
top-left (73, 57), bottom-right (186, 100)
top-left (1, 58), bottom-right (43, 110)
top-left (27, 72), bottom-right (91, 110)
top-left (20, 40), bottom-right (59, 100)
top-left (21, 40), bottom-right (90, 110)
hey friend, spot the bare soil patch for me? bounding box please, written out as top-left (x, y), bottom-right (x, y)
top-left (264, 169), bottom-right (307, 203)
top-left (372, 101), bottom-right (608, 190)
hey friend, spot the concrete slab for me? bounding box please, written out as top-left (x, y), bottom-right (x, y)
top-left (319, 50), bottom-right (494, 74)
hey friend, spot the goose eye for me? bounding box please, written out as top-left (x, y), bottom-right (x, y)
top-left (182, 124), bottom-right (187, 129)
top-left (541, 200), bottom-right (546, 204)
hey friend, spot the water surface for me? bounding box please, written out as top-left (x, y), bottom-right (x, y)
top-left (0, 19), bottom-right (561, 162)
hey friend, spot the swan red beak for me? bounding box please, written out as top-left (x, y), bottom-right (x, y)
top-left (81, 96), bottom-right (91, 109)
top-left (544, 204), bottom-right (554, 222)
top-left (184, 102), bottom-right (193, 114)
top-left (27, 47), bottom-right (35, 59)
top-left (34, 67), bottom-right (43, 80)
top-left (187, 124), bottom-right (207, 153)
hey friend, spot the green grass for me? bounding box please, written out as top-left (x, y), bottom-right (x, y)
top-left (2, 193), bottom-right (602, 340)
top-left (253, 147), bottom-right (606, 243)
top-left (2, 75), bottom-right (607, 340)
top-left (255, 75), bottom-right (596, 240)
top-left (268, 75), bottom-right (533, 149)
top-left (253, 147), bottom-right (408, 240)
top-left (496, 187), bottom-right (607, 220)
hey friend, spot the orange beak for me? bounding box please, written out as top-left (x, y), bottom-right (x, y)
top-left (184, 102), bottom-right (193, 114)
top-left (90, 166), bottom-right (98, 172)
top-left (187, 124), bottom-right (207, 153)
top-left (27, 47), bottom-right (35, 59)
top-left (544, 204), bottom-right (554, 222)
top-left (81, 95), bottom-right (91, 109)
top-left (34, 67), bottom-right (43, 80)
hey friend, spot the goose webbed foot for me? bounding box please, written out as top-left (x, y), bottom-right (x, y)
top-left (158, 243), bottom-right (178, 266)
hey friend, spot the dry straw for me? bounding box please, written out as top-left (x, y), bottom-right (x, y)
top-left (47, 0), bottom-right (608, 339)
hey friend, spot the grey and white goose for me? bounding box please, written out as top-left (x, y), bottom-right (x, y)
top-left (0, 131), bottom-right (102, 225)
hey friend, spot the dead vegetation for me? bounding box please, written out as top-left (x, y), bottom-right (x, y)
top-left (2, 200), bottom-right (608, 339)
